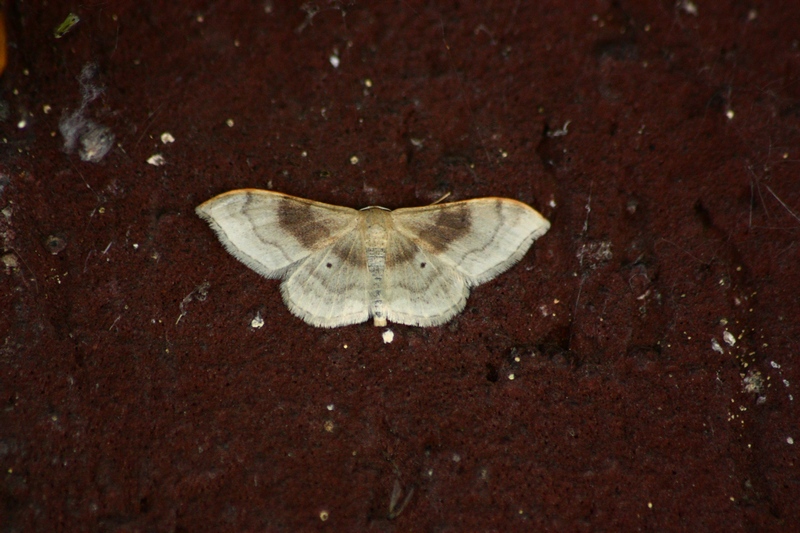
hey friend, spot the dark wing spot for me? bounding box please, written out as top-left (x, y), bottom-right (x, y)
top-left (420, 262), bottom-right (426, 268)
top-left (326, 262), bottom-right (332, 268)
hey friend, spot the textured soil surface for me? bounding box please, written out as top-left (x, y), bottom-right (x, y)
top-left (2, 1), bottom-right (799, 531)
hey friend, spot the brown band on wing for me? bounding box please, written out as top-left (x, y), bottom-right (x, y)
top-left (275, 196), bottom-right (331, 249)
top-left (416, 204), bottom-right (472, 252)
top-left (331, 232), bottom-right (367, 268)
top-left (385, 236), bottom-right (417, 267)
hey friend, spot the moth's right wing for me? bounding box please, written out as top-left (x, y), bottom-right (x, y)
top-left (196, 189), bottom-right (360, 279)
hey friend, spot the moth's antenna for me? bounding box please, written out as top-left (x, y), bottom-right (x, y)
top-left (430, 192), bottom-right (451, 205)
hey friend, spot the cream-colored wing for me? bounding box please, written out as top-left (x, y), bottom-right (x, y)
top-left (391, 197), bottom-right (550, 285)
top-left (196, 189), bottom-right (359, 278)
top-left (280, 229), bottom-right (370, 327)
top-left (383, 231), bottom-right (469, 326)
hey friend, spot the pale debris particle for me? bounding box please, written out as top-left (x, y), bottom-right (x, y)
top-left (147, 154), bottom-right (166, 166)
top-left (678, 1), bottom-right (698, 16)
top-left (160, 132), bottom-right (175, 144)
top-left (2, 253), bottom-right (19, 270)
top-left (176, 281), bottom-right (210, 325)
top-left (382, 329), bottom-right (394, 344)
top-left (711, 338), bottom-right (724, 354)
top-left (723, 330), bottom-right (736, 346)
top-left (547, 120), bottom-right (571, 138)
top-left (250, 312), bottom-right (264, 329)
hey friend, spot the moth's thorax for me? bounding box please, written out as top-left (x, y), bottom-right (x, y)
top-left (361, 208), bottom-right (392, 248)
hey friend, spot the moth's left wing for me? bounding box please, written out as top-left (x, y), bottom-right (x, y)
top-left (281, 229), bottom-right (371, 327)
top-left (391, 198), bottom-right (550, 285)
top-left (196, 189), bottom-right (359, 279)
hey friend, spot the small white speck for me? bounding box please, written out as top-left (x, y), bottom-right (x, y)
top-left (329, 54), bottom-right (340, 68)
top-left (452, 454), bottom-right (461, 463)
top-left (723, 331), bottom-right (736, 346)
top-left (508, 373), bottom-right (515, 380)
top-left (648, 502), bottom-right (653, 509)
top-left (17, 119), bottom-right (27, 129)
top-left (771, 361), bottom-right (781, 369)
top-left (133, 243), bottom-right (139, 249)
top-left (350, 155), bottom-right (359, 165)
top-left (548, 198), bottom-right (557, 208)
top-left (160, 132), bottom-right (175, 144)
top-left (382, 329), bottom-right (394, 344)
top-left (326, 404), bottom-right (335, 411)
top-left (147, 154), bottom-right (166, 166)
top-left (250, 312), bottom-right (264, 329)
top-left (226, 118), bottom-right (235, 127)
top-left (679, 0), bottom-right (698, 16)
top-left (783, 380), bottom-right (790, 387)
top-left (319, 510), bottom-right (329, 521)
top-left (363, 79), bottom-right (373, 88)
top-left (711, 338), bottom-right (724, 354)
top-left (788, 437), bottom-right (794, 445)
top-left (726, 109), bottom-right (735, 120)
top-left (43, 104), bottom-right (52, 114)
top-left (196, 14), bottom-right (204, 23)
top-left (547, 120), bottom-right (571, 138)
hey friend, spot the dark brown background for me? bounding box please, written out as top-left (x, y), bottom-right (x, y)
top-left (2, 1), bottom-right (799, 531)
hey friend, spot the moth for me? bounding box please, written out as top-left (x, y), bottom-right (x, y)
top-left (196, 189), bottom-right (550, 328)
